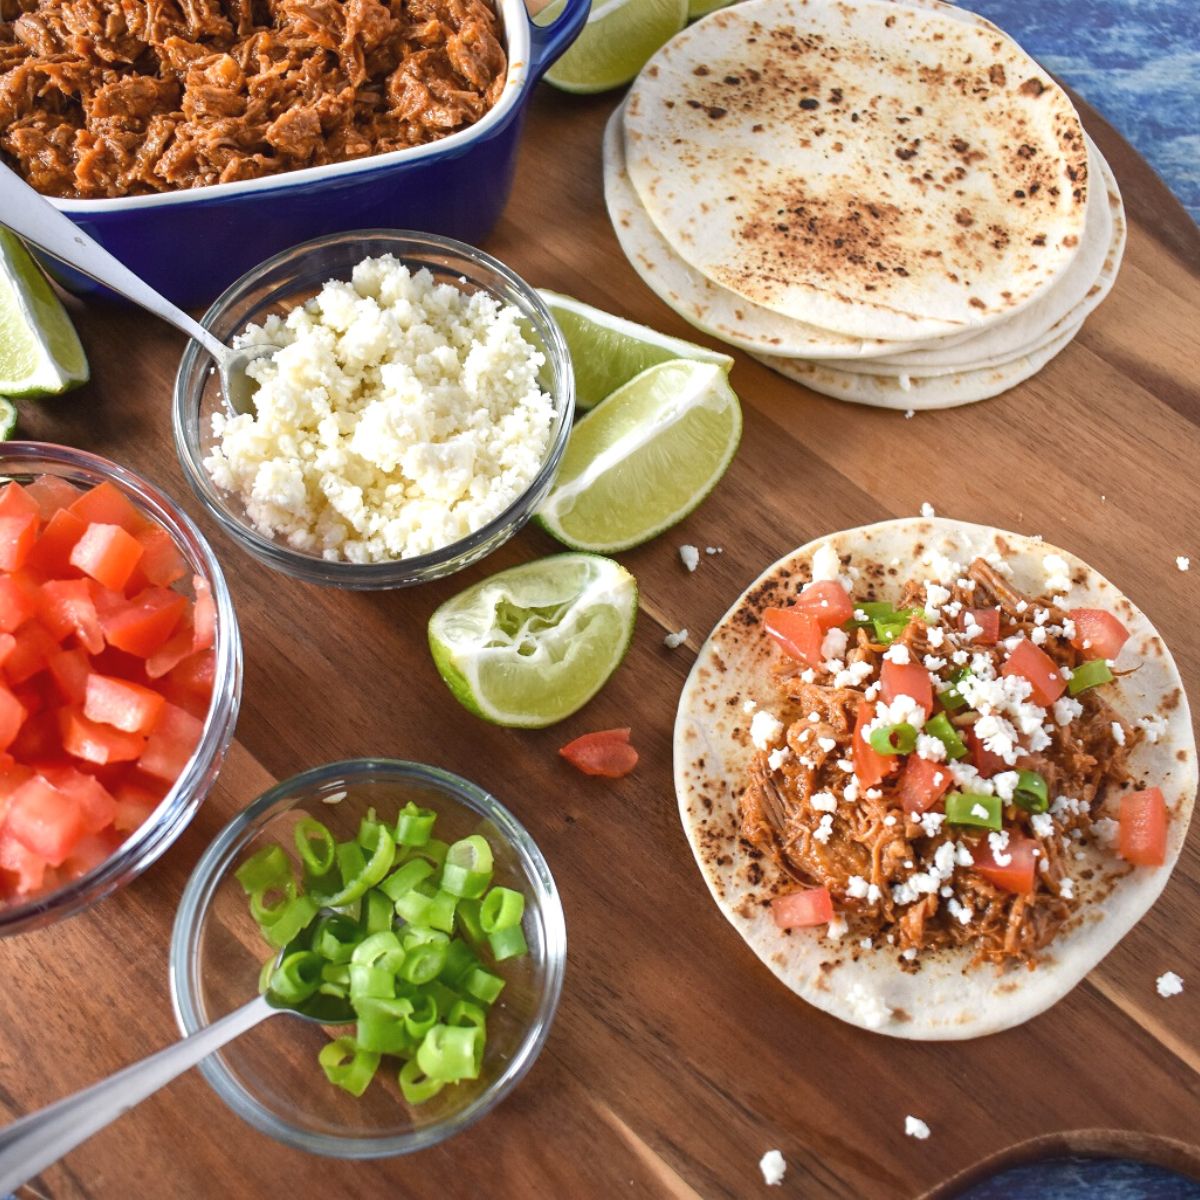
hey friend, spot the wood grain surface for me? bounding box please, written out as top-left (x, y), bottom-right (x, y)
top-left (0, 86), bottom-right (1196, 1200)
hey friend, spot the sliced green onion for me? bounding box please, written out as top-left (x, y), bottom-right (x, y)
top-left (380, 858), bottom-right (434, 902)
top-left (249, 879), bottom-right (295, 927)
top-left (269, 950), bottom-right (323, 1005)
top-left (321, 962), bottom-right (350, 987)
top-left (923, 712), bottom-right (968, 760)
top-left (448, 999), bottom-right (487, 1032)
top-left (426, 889), bottom-right (458, 934)
top-left (236, 845), bottom-right (291, 894)
top-left (416, 1023), bottom-right (482, 1083)
top-left (356, 997), bottom-right (416, 1054)
top-left (1013, 769), bottom-right (1050, 814)
top-left (868, 722), bottom-right (918, 755)
top-left (456, 898), bottom-right (485, 943)
top-left (351, 930), bottom-right (403, 966)
top-left (320, 825), bottom-right (395, 907)
top-left (944, 792), bottom-right (1002, 830)
top-left (401, 926), bottom-right (449, 952)
top-left (403, 837), bottom-right (449, 871)
top-left (439, 939), bottom-right (480, 988)
top-left (441, 835), bottom-right (494, 899)
top-left (257, 957), bottom-right (274, 996)
top-left (404, 991), bottom-right (439, 1040)
top-left (349, 963), bottom-right (396, 1004)
top-left (318, 1037), bottom-right (379, 1098)
top-left (262, 895), bottom-right (318, 948)
top-left (488, 925), bottom-right (528, 961)
top-left (463, 965), bottom-right (506, 1006)
top-left (313, 914), bottom-right (361, 964)
top-left (395, 803), bottom-right (437, 847)
top-left (398, 1057), bottom-right (445, 1105)
top-left (394, 888), bottom-right (433, 926)
top-left (938, 667), bottom-right (972, 712)
top-left (873, 617), bottom-right (910, 644)
top-left (293, 817), bottom-right (336, 877)
top-left (480, 886), bottom-right (525, 933)
top-left (399, 941), bottom-right (448, 986)
top-left (363, 888), bottom-right (393, 934)
top-left (1068, 658), bottom-right (1113, 695)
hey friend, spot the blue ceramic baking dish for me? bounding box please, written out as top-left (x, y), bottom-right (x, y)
top-left (39, 0), bottom-right (588, 308)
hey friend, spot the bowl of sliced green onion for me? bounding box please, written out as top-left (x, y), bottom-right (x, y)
top-left (169, 759), bottom-right (566, 1158)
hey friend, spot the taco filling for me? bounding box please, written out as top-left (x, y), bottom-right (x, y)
top-left (740, 546), bottom-right (1170, 969)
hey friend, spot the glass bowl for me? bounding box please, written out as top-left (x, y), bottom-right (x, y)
top-left (169, 759), bottom-right (567, 1158)
top-left (0, 442), bottom-right (242, 937)
top-left (172, 230), bottom-right (575, 589)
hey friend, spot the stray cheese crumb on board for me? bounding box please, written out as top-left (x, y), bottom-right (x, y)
top-left (920, 501), bottom-right (935, 518)
top-left (680, 544), bottom-right (700, 572)
top-left (1156, 971), bottom-right (1184, 998)
top-left (664, 628), bottom-right (688, 649)
top-left (905, 1116), bottom-right (931, 1140)
top-left (1177, 556), bottom-right (1191, 572)
top-left (759, 1150), bottom-right (786, 1186)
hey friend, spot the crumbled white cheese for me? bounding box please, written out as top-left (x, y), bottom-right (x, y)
top-left (920, 502), bottom-right (936, 519)
top-left (759, 1149), bottom-right (786, 1187)
top-left (1043, 553), bottom-right (1072, 594)
top-left (813, 814), bottom-right (834, 844)
top-left (767, 746), bottom-right (790, 771)
top-left (955, 842), bottom-right (975, 866)
top-left (817, 736), bottom-right (837, 753)
top-left (904, 408), bottom-right (915, 420)
top-left (679, 544), bottom-right (700, 572)
top-left (811, 791), bottom-right (838, 813)
top-left (1093, 816), bottom-right (1120, 846)
top-left (742, 698), bottom-right (757, 714)
top-left (750, 709), bottom-right (784, 750)
top-left (810, 543), bottom-right (842, 583)
top-left (923, 654), bottom-right (946, 671)
top-left (833, 660), bottom-right (873, 689)
top-left (846, 982), bottom-right (891, 1029)
top-left (1059, 876), bottom-right (1075, 900)
top-left (1111, 721), bottom-right (1126, 746)
top-left (826, 914), bottom-right (849, 940)
top-left (883, 643), bottom-right (911, 664)
top-left (705, 546), bottom-right (723, 556)
top-left (1177, 556), bottom-right (1190, 572)
top-left (919, 811), bottom-right (945, 838)
top-left (821, 627), bottom-right (849, 662)
top-left (970, 803), bottom-right (989, 821)
top-left (846, 875), bottom-right (869, 899)
top-left (1156, 971), bottom-right (1184, 998)
top-left (916, 734), bottom-right (947, 762)
top-left (1138, 714), bottom-right (1168, 744)
top-left (663, 628), bottom-right (688, 649)
top-left (206, 257), bottom-right (553, 563)
top-left (901, 947), bottom-right (918, 961)
top-left (882, 814), bottom-right (897, 827)
top-left (992, 771), bottom-right (1020, 802)
top-left (1030, 812), bottom-right (1054, 839)
top-left (860, 937), bottom-right (873, 950)
top-left (905, 1116), bottom-right (931, 1140)
top-left (1053, 696), bottom-right (1084, 727)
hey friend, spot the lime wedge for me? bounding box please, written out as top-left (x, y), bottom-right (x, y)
top-left (540, 290), bottom-right (733, 410)
top-left (0, 230), bottom-right (89, 399)
top-left (0, 399), bottom-right (17, 440)
top-left (535, 360), bottom-right (741, 552)
top-left (428, 554), bottom-right (638, 728)
top-left (543, 0), bottom-right (688, 94)
top-left (686, 0), bottom-right (733, 16)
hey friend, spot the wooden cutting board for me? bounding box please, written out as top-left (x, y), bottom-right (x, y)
top-left (0, 88), bottom-right (1196, 1199)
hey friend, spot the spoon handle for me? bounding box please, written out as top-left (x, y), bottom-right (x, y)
top-left (0, 163), bottom-right (229, 364)
top-left (0, 994), bottom-right (274, 1193)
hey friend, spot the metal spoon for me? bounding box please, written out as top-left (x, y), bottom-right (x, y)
top-left (0, 163), bottom-right (271, 416)
top-left (0, 957), bottom-right (350, 1193)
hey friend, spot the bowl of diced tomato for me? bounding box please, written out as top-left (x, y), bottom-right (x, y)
top-left (0, 443), bottom-right (242, 935)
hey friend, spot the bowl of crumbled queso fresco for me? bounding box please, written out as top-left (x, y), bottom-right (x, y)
top-left (172, 230), bottom-right (574, 588)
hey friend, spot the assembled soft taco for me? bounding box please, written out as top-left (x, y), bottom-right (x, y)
top-left (674, 519), bottom-right (1195, 1038)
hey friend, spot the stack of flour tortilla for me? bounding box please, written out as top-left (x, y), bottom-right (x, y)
top-left (603, 0), bottom-right (1126, 409)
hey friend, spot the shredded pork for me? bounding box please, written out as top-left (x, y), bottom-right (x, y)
top-left (741, 556), bottom-right (1134, 969)
top-left (0, 0), bottom-right (506, 197)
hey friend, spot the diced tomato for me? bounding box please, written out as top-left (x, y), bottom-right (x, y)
top-left (99, 588), bottom-right (187, 657)
top-left (1001, 639), bottom-right (1066, 706)
top-left (1118, 787), bottom-right (1167, 867)
top-left (0, 571), bottom-right (42, 633)
top-left (0, 634), bottom-right (14, 670)
top-left (27, 508), bottom-right (87, 578)
top-left (0, 483), bottom-right (41, 572)
top-left (853, 701), bottom-right (896, 790)
top-left (60, 708), bottom-right (146, 765)
top-left (138, 703), bottom-right (203, 782)
top-left (897, 755), bottom-right (953, 815)
top-left (84, 673), bottom-right (165, 735)
top-left (113, 779), bottom-right (163, 833)
top-left (6, 775), bottom-right (85, 866)
top-left (9, 710), bottom-right (58, 763)
top-left (0, 686), bottom-right (26, 753)
top-left (46, 647), bottom-right (90, 705)
top-left (0, 828), bottom-right (46, 895)
top-left (763, 606), bottom-right (824, 668)
top-left (38, 766), bottom-right (116, 835)
top-left (145, 623), bottom-right (195, 680)
top-left (39, 579), bottom-right (105, 654)
top-left (61, 830), bottom-right (122, 881)
top-left (966, 727), bottom-right (1007, 778)
top-left (880, 659), bottom-right (933, 719)
top-left (69, 523), bottom-right (145, 592)
top-left (5, 622), bottom-right (59, 684)
top-left (771, 886), bottom-right (834, 929)
top-left (67, 481), bottom-right (148, 536)
top-left (23, 475), bottom-right (81, 521)
top-left (960, 607), bottom-right (1000, 645)
top-left (166, 649), bottom-right (214, 699)
top-left (1069, 609), bottom-right (1130, 662)
top-left (971, 831), bottom-right (1036, 895)
top-left (793, 581), bottom-right (855, 631)
top-left (129, 526), bottom-right (187, 589)
top-left (192, 577), bottom-right (215, 651)
top-left (559, 727), bottom-right (638, 778)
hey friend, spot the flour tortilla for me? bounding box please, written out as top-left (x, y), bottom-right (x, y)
top-left (602, 104), bottom-right (973, 360)
top-left (832, 144), bottom-right (1122, 373)
top-left (754, 318), bottom-right (1082, 408)
top-left (674, 518), bottom-right (1197, 1039)
top-left (625, 0), bottom-right (1090, 339)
